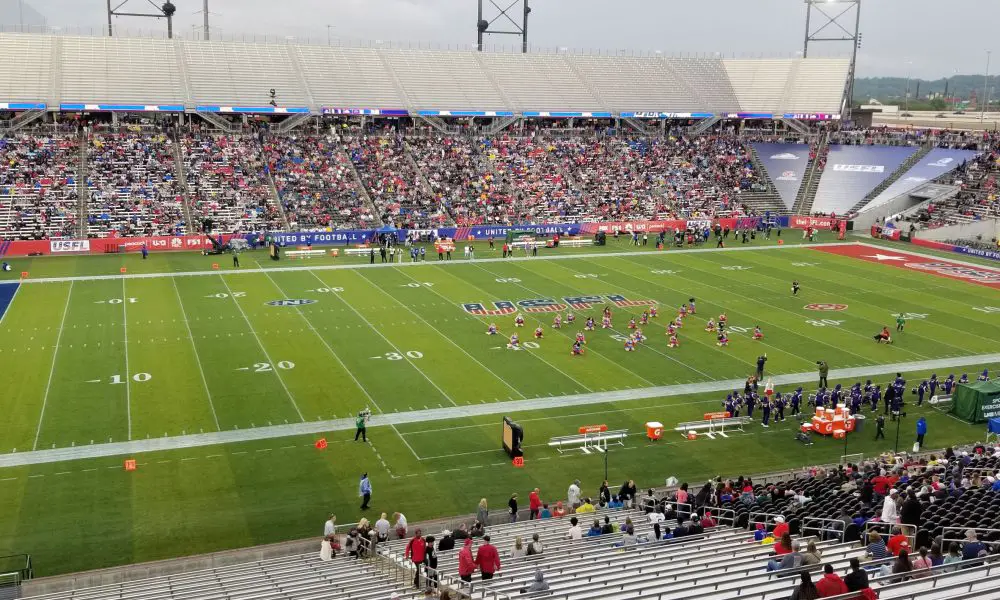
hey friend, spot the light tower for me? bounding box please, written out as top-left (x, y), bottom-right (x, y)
top-left (477, 0), bottom-right (530, 53)
top-left (803, 0), bottom-right (862, 119)
top-left (106, 0), bottom-right (177, 38)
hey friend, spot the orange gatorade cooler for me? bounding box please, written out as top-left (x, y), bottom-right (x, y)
top-left (646, 422), bottom-right (664, 441)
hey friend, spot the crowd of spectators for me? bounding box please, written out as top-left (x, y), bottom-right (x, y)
top-left (182, 132), bottom-right (283, 234)
top-left (0, 132), bottom-right (79, 239)
top-left (85, 128), bottom-right (185, 237)
top-left (267, 134), bottom-right (375, 230)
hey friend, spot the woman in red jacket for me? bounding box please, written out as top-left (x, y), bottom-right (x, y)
top-left (458, 538), bottom-right (476, 583)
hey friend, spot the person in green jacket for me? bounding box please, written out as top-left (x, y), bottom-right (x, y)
top-left (355, 411), bottom-right (368, 442)
top-left (818, 360), bottom-right (829, 387)
top-left (896, 313), bottom-right (905, 332)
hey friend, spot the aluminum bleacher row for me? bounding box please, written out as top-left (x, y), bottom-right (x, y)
top-left (25, 551), bottom-right (424, 600)
top-left (0, 32), bottom-right (849, 115)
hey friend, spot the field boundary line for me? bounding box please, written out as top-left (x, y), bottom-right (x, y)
top-left (2, 352), bottom-right (998, 469)
top-left (303, 270), bottom-right (459, 407)
top-left (359, 268), bottom-right (525, 399)
top-left (260, 269), bottom-right (384, 415)
top-left (218, 274), bottom-right (305, 422)
top-left (12, 242), bottom-right (850, 285)
top-left (32, 281), bottom-right (73, 450)
top-left (171, 277), bottom-right (221, 431)
top-left (122, 278), bottom-right (133, 440)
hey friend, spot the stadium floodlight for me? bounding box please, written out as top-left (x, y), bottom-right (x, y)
top-left (476, 0), bottom-right (530, 53)
top-left (106, 0), bottom-right (176, 38)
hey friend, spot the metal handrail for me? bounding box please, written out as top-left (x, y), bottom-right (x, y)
top-left (941, 526), bottom-right (1000, 547)
top-left (798, 516), bottom-right (852, 541)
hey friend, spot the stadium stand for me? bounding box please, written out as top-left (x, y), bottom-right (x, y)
top-left (85, 128), bottom-right (186, 237)
top-left (181, 132), bottom-right (284, 233)
top-left (59, 37), bottom-right (187, 106)
top-left (268, 133), bottom-right (376, 230)
top-left (0, 132), bottom-right (79, 239)
top-left (0, 33), bottom-right (53, 104)
top-left (0, 33), bottom-right (849, 116)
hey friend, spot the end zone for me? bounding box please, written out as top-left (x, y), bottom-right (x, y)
top-left (814, 244), bottom-right (1000, 289)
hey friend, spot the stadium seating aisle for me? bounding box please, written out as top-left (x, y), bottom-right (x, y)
top-left (0, 133), bottom-right (80, 240)
top-left (85, 129), bottom-right (186, 238)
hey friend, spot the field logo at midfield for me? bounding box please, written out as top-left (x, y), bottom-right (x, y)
top-left (266, 299), bottom-right (317, 307)
top-left (463, 295), bottom-right (654, 315)
top-left (804, 303), bottom-right (848, 311)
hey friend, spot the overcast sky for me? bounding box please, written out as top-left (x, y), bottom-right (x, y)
top-left (10, 0), bottom-right (997, 79)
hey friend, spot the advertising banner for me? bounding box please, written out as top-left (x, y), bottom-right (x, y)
top-left (865, 148), bottom-right (981, 212)
top-left (752, 143), bottom-right (810, 211)
top-left (813, 145), bottom-right (919, 215)
top-left (49, 240), bottom-right (91, 253)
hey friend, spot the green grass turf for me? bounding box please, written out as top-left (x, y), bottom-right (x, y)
top-left (0, 236), bottom-right (998, 576)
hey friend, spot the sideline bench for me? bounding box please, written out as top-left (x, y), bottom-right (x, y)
top-left (548, 429), bottom-right (628, 454)
top-left (675, 416), bottom-right (752, 439)
top-left (285, 249), bottom-right (326, 259)
top-left (553, 238), bottom-right (593, 248)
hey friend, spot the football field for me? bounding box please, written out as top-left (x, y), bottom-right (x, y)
top-left (1, 238), bottom-right (999, 575)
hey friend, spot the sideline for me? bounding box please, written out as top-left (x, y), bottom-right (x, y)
top-left (15, 241), bottom-right (848, 284)
top-left (1, 352), bottom-right (997, 468)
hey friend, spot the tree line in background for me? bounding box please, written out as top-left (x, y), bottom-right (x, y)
top-left (853, 75), bottom-right (1000, 111)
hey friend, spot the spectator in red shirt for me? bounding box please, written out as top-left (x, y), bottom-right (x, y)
top-left (475, 535), bottom-right (501, 580)
top-left (528, 488), bottom-right (542, 520)
top-left (404, 529), bottom-right (426, 589)
top-left (457, 538), bottom-right (476, 583)
top-left (887, 527), bottom-right (911, 556)
top-left (872, 470), bottom-right (891, 496)
top-left (772, 515), bottom-right (789, 540)
top-left (815, 564), bottom-right (849, 597)
top-left (773, 532), bottom-right (794, 555)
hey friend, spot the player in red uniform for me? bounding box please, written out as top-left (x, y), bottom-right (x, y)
top-left (639, 310), bottom-right (649, 325)
top-left (486, 323), bottom-right (498, 335)
top-left (752, 325), bottom-right (764, 340)
top-left (718, 312), bottom-right (728, 325)
top-left (602, 315), bottom-right (612, 329)
top-left (666, 323), bottom-right (676, 336)
top-left (552, 314), bottom-right (562, 329)
top-left (688, 298), bottom-right (696, 314)
top-left (627, 318), bottom-right (637, 330)
top-left (575, 331), bottom-right (587, 345)
top-left (704, 318), bottom-right (716, 332)
top-left (634, 328), bottom-right (646, 343)
top-left (534, 326), bottom-right (544, 339)
top-left (571, 339), bottom-right (585, 355)
top-left (717, 332), bottom-right (729, 347)
top-left (649, 306), bottom-right (658, 319)
top-left (585, 317), bottom-right (596, 331)
top-left (668, 334), bottom-right (679, 348)
top-left (514, 314), bottom-right (525, 327)
top-left (624, 336), bottom-right (636, 352)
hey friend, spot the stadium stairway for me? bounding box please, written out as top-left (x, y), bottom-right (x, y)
top-left (744, 145), bottom-right (790, 215)
top-left (791, 131), bottom-right (826, 215)
top-left (848, 143), bottom-right (934, 215)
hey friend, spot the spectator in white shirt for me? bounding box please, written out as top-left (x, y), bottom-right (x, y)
top-left (323, 514), bottom-right (337, 540)
top-left (881, 489), bottom-right (899, 523)
top-left (568, 479), bottom-right (582, 509)
top-left (566, 517), bottom-right (583, 540)
top-left (375, 513), bottom-right (391, 542)
top-left (393, 512), bottom-right (409, 539)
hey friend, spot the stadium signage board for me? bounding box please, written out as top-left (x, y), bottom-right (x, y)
top-left (266, 299), bottom-right (318, 307)
top-left (50, 240), bottom-right (91, 253)
top-left (832, 164), bottom-right (885, 173)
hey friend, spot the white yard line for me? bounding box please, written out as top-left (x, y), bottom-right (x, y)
top-left (354, 268), bottom-right (526, 400)
top-left (218, 274), bottom-right (305, 422)
top-left (171, 277), bottom-right (221, 431)
top-left (32, 281), bottom-right (73, 450)
top-left (3, 352), bottom-right (997, 468)
top-left (391, 424), bottom-right (422, 460)
top-left (302, 270), bottom-right (460, 407)
top-left (259, 269), bottom-right (384, 415)
top-left (12, 242), bottom-right (849, 285)
top-left (122, 278), bottom-right (132, 441)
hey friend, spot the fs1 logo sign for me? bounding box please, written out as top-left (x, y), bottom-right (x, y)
top-left (266, 299), bottom-right (318, 307)
top-left (462, 295), bottom-right (654, 315)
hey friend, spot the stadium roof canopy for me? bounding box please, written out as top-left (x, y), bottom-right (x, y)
top-left (0, 33), bottom-right (850, 118)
